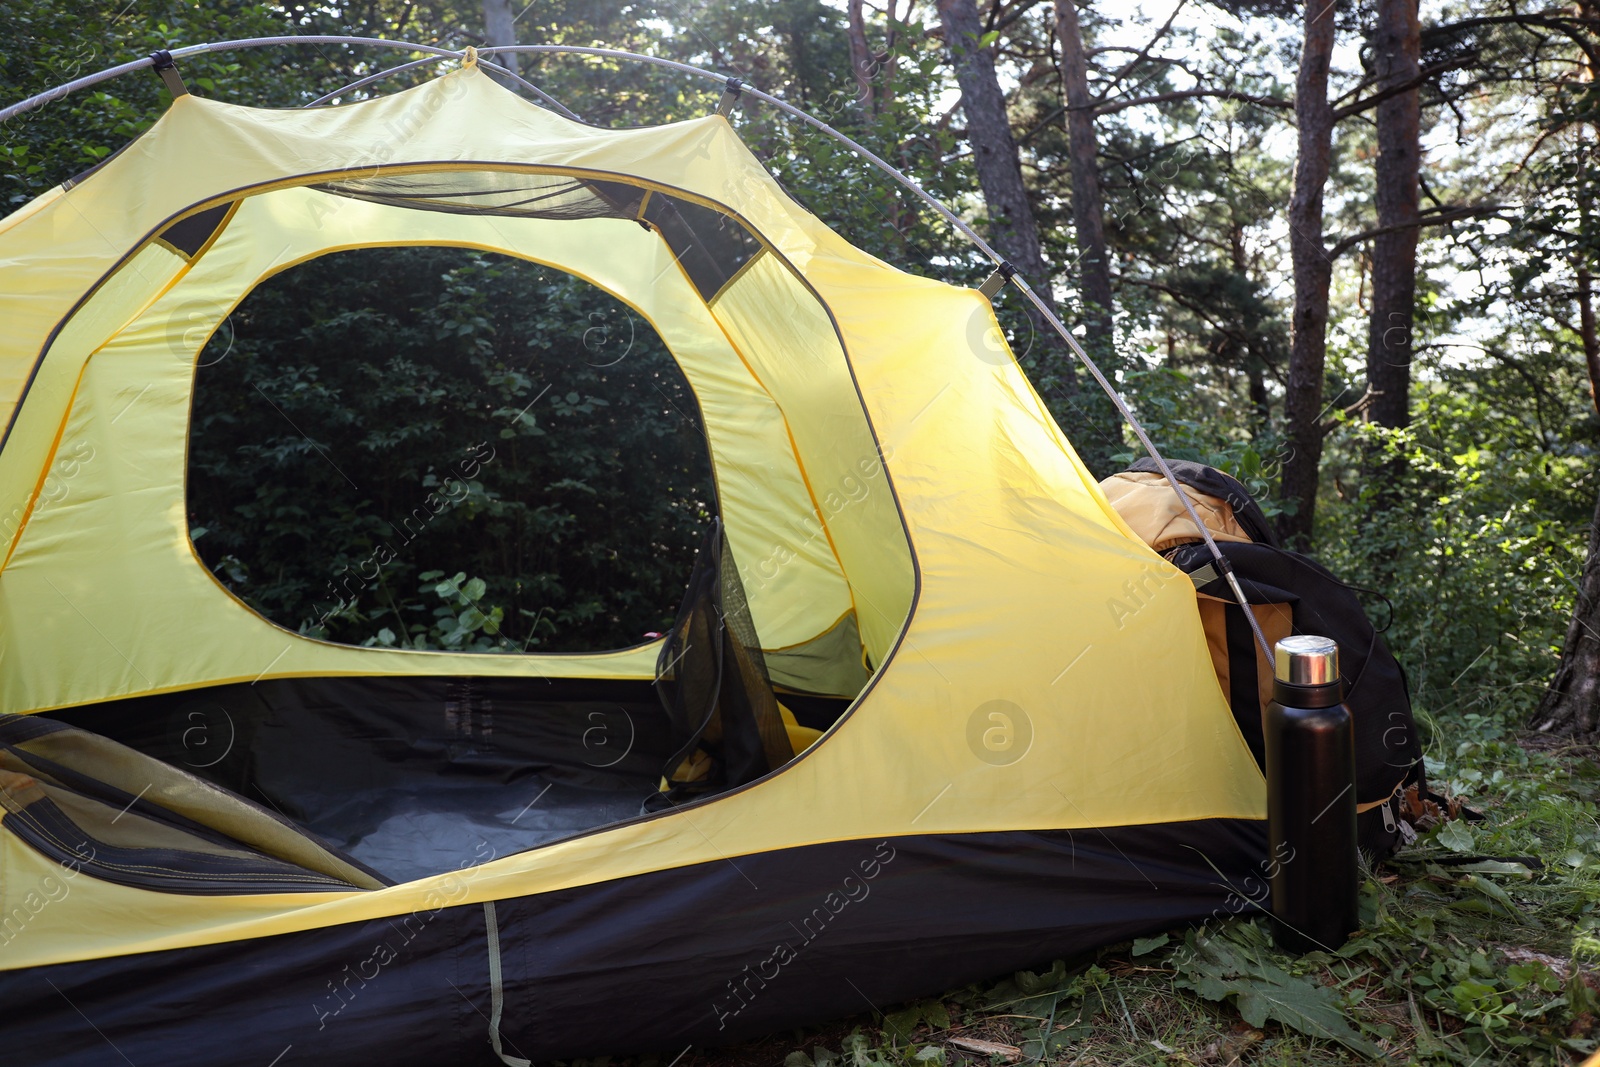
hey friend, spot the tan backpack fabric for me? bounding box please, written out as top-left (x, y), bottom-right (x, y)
top-left (1099, 470), bottom-right (1258, 552)
top-left (1100, 468), bottom-right (1293, 721)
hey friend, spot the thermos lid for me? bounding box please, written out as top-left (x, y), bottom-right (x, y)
top-left (1274, 635), bottom-right (1338, 686)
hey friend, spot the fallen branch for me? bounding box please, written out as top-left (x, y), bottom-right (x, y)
top-left (947, 1035), bottom-right (1023, 1061)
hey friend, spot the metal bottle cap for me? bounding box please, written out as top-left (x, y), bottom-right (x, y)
top-left (1274, 635), bottom-right (1338, 686)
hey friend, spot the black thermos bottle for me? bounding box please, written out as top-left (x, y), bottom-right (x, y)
top-left (1266, 634), bottom-right (1358, 954)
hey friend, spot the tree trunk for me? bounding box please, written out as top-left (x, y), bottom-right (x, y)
top-left (1053, 0), bottom-right (1115, 363)
top-left (481, 0), bottom-right (520, 82)
top-left (1052, 0), bottom-right (1123, 470)
top-left (847, 0), bottom-right (876, 114)
top-left (1533, 9), bottom-right (1600, 740)
top-left (1582, 265), bottom-right (1600, 417)
top-left (1276, 0), bottom-right (1340, 548)
top-left (1232, 217), bottom-right (1272, 435)
top-left (938, 0), bottom-right (1120, 470)
top-left (1365, 0), bottom-right (1421, 431)
top-left (1535, 482), bottom-right (1600, 738)
top-left (1535, 261), bottom-right (1600, 738)
top-left (937, 0), bottom-right (1051, 289)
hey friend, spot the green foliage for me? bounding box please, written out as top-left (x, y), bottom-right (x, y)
top-left (715, 4), bottom-right (979, 280)
top-left (1170, 923), bottom-right (1381, 1056)
top-left (0, 1), bottom-right (367, 209)
top-left (1116, 365), bottom-right (1293, 515)
top-left (188, 247), bottom-right (714, 652)
top-left (361, 571), bottom-right (509, 652)
top-left (882, 1000), bottom-right (951, 1047)
top-left (1314, 383), bottom-right (1597, 723)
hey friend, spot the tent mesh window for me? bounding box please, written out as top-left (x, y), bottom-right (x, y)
top-left (184, 243), bottom-right (718, 656)
top-left (313, 171), bottom-right (764, 300)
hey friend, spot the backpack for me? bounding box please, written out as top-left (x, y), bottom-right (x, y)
top-left (1100, 458), bottom-right (1425, 858)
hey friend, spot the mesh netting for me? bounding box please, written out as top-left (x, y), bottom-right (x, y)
top-left (653, 520), bottom-right (793, 802)
top-left (314, 172), bottom-right (645, 221)
top-left (311, 172), bottom-right (764, 300)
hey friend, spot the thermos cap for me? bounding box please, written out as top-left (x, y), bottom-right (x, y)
top-left (1274, 635), bottom-right (1338, 686)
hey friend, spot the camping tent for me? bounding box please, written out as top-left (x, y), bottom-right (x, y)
top-left (0, 49), bottom-right (1270, 1065)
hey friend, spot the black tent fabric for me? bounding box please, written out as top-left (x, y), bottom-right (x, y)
top-left (0, 820), bottom-right (1267, 1066)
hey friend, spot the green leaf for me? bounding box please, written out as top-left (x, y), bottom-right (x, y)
top-left (1436, 820), bottom-right (1475, 852)
top-left (1461, 873), bottom-right (1519, 915)
top-left (882, 1006), bottom-right (923, 1045)
top-left (1012, 959), bottom-right (1074, 997)
top-left (1132, 933), bottom-right (1170, 956)
top-left (1172, 929), bottom-right (1383, 1056)
top-left (1333, 933), bottom-right (1383, 959)
top-left (1454, 859), bottom-right (1533, 878)
top-left (840, 1029), bottom-right (884, 1066)
top-left (1506, 962), bottom-right (1564, 993)
top-left (783, 1053), bottom-right (813, 1067)
top-left (883, 999), bottom-right (950, 1045)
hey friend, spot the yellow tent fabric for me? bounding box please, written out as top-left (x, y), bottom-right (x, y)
top-left (0, 61), bottom-right (1263, 970)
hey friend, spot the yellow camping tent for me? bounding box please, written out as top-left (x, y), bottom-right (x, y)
top-left (0, 51), bottom-right (1265, 1065)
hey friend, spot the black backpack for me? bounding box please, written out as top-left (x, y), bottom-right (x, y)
top-left (1117, 459), bottom-right (1426, 858)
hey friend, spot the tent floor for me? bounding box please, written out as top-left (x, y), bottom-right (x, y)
top-left (304, 777), bottom-right (654, 883)
top-left (44, 675), bottom-right (853, 886)
top-left (46, 675), bottom-right (678, 885)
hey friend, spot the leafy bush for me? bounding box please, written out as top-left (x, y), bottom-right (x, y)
top-left (1315, 388), bottom-right (1595, 726)
top-left (188, 247), bottom-right (714, 653)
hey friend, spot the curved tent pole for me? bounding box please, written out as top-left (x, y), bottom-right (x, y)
top-left (1008, 272), bottom-right (1279, 664)
top-left (0, 54), bottom-right (162, 124)
top-left (477, 45), bottom-right (1274, 663)
top-left (0, 37), bottom-right (1276, 663)
top-left (0, 36), bottom-right (577, 124)
top-left (304, 53), bottom-right (584, 120)
top-left (305, 55), bottom-right (451, 108)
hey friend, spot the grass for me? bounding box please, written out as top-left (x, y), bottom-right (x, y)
top-left (558, 710), bottom-right (1600, 1067)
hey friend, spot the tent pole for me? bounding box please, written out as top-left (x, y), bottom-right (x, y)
top-left (483, 47), bottom-right (1279, 664)
top-left (186, 38), bottom-right (581, 118)
top-left (0, 36), bottom-right (572, 124)
top-left (0, 36), bottom-right (1276, 660)
top-left (301, 54), bottom-right (580, 119)
top-left (0, 55), bottom-right (162, 124)
top-left (1007, 276), bottom-right (1279, 663)
top-left (303, 56), bottom-right (444, 107)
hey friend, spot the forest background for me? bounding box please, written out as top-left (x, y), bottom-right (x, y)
top-left (4, 1), bottom-right (1600, 1062)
